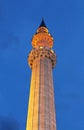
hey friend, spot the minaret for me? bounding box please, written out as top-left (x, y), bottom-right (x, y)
top-left (26, 19), bottom-right (57, 130)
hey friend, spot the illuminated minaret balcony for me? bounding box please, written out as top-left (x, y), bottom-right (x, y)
top-left (32, 19), bottom-right (53, 49)
top-left (26, 19), bottom-right (57, 130)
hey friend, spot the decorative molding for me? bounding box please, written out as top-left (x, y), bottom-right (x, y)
top-left (28, 48), bottom-right (56, 69)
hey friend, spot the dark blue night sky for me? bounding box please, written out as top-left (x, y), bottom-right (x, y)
top-left (0, 0), bottom-right (84, 130)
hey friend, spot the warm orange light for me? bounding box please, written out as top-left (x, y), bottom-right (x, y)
top-left (39, 46), bottom-right (44, 49)
top-left (32, 33), bottom-right (53, 48)
top-left (26, 20), bottom-right (57, 130)
top-left (51, 50), bottom-right (54, 53)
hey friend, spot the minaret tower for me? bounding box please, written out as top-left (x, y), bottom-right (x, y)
top-left (26, 19), bottom-right (57, 130)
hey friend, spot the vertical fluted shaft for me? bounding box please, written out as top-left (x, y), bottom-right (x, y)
top-left (26, 52), bottom-right (56, 130)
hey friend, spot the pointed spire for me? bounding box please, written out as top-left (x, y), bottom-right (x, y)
top-left (39, 18), bottom-right (47, 28)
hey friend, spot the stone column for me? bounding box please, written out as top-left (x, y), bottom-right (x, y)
top-left (26, 48), bottom-right (56, 130)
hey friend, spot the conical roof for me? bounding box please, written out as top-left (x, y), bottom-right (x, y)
top-left (39, 18), bottom-right (47, 28)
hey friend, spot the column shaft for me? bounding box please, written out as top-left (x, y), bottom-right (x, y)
top-left (26, 57), bottom-right (56, 130)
